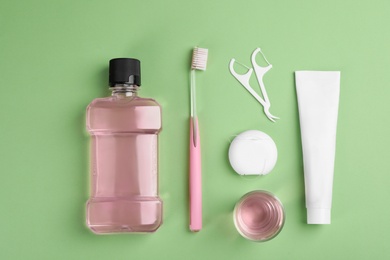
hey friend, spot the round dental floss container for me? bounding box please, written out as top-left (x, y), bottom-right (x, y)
top-left (228, 130), bottom-right (277, 175)
top-left (233, 190), bottom-right (285, 242)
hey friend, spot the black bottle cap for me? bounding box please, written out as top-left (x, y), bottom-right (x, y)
top-left (109, 58), bottom-right (141, 87)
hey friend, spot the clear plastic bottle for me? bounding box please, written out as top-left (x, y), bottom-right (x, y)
top-left (86, 58), bottom-right (162, 234)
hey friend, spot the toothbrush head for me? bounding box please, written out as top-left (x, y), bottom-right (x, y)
top-left (191, 47), bottom-right (208, 71)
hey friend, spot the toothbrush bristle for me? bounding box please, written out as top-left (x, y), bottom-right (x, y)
top-left (191, 47), bottom-right (208, 71)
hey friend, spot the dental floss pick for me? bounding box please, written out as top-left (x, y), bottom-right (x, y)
top-left (229, 48), bottom-right (279, 122)
top-left (251, 48), bottom-right (273, 111)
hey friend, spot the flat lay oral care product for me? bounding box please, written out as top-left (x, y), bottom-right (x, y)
top-left (86, 58), bottom-right (162, 234)
top-left (234, 191), bottom-right (285, 242)
top-left (228, 130), bottom-right (277, 176)
top-left (295, 71), bottom-right (340, 224)
top-left (229, 48), bottom-right (279, 122)
top-left (189, 47), bottom-right (208, 232)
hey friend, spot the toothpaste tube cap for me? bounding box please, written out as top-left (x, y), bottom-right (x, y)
top-left (307, 208), bottom-right (331, 224)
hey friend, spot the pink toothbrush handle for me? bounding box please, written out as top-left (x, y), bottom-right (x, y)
top-left (189, 117), bottom-right (202, 232)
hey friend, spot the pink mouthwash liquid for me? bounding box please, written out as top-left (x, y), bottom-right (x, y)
top-left (86, 58), bottom-right (162, 234)
top-left (234, 191), bottom-right (284, 241)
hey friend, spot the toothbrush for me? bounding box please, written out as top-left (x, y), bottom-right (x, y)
top-left (189, 47), bottom-right (208, 232)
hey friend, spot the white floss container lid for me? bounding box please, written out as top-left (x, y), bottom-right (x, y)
top-left (228, 130), bottom-right (277, 175)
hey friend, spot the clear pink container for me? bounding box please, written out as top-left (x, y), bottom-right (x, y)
top-left (234, 190), bottom-right (284, 242)
top-left (86, 58), bottom-right (162, 234)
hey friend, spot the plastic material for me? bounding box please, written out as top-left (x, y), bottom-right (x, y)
top-left (228, 130), bottom-right (277, 175)
top-left (109, 58), bottom-right (141, 86)
top-left (86, 60), bottom-right (162, 234)
top-left (188, 47), bottom-right (208, 232)
top-left (295, 70), bottom-right (340, 225)
top-left (307, 208), bottom-right (331, 224)
top-left (229, 48), bottom-right (279, 122)
top-left (189, 118), bottom-right (202, 231)
top-left (191, 47), bottom-right (208, 70)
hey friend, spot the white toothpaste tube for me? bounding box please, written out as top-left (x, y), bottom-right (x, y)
top-left (295, 71), bottom-right (340, 224)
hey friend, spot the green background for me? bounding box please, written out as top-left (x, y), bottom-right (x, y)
top-left (1, 0), bottom-right (389, 259)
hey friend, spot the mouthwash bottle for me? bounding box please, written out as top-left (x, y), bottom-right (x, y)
top-left (86, 58), bottom-right (162, 234)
